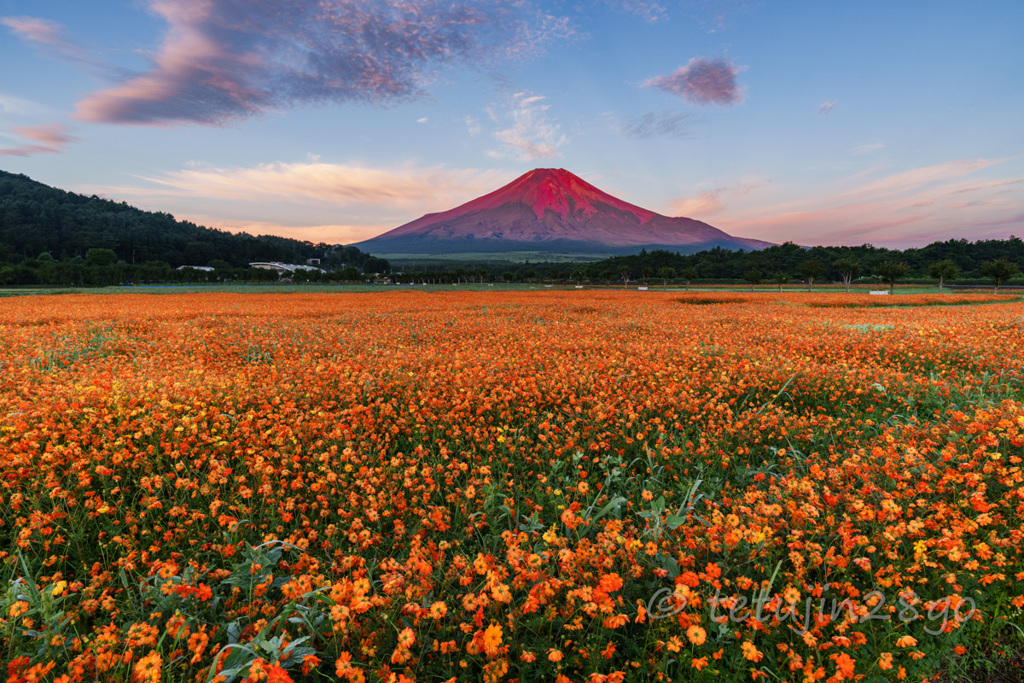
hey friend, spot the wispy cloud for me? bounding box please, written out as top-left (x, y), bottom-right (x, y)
top-left (176, 216), bottom-right (390, 245)
top-left (605, 0), bottom-right (750, 28)
top-left (2, 15), bottom-right (106, 67)
top-left (487, 91), bottom-right (567, 161)
top-left (670, 177), bottom-right (767, 218)
top-left (602, 0), bottom-right (669, 23)
top-left (126, 161), bottom-right (509, 208)
top-left (0, 92), bottom-right (51, 117)
top-left (80, 160), bottom-right (513, 243)
top-left (0, 123), bottom-right (79, 156)
top-left (1, 16), bottom-right (63, 44)
top-left (623, 111), bottom-right (696, 139)
top-left (852, 142), bottom-right (885, 155)
top-left (65, 0), bottom-right (567, 126)
top-left (644, 57), bottom-right (742, 106)
top-left (818, 99), bottom-right (836, 115)
top-left (710, 159), bottom-right (1024, 247)
top-left (89, 158), bottom-right (516, 215)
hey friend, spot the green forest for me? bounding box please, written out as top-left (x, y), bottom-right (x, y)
top-left (2, 168), bottom-right (1022, 288)
top-left (0, 170), bottom-right (388, 285)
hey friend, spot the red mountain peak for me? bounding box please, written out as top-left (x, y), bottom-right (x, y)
top-left (485, 168), bottom-right (660, 223)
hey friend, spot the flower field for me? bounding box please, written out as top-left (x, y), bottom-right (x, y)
top-left (2, 290), bottom-right (1023, 683)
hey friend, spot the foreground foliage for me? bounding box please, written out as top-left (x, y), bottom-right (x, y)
top-left (1, 290), bottom-right (1023, 682)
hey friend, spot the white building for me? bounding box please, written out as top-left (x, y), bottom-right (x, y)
top-left (249, 261), bottom-right (325, 273)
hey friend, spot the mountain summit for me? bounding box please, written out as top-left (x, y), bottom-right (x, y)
top-left (355, 168), bottom-right (770, 256)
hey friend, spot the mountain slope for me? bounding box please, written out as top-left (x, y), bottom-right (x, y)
top-left (356, 168), bottom-right (771, 255)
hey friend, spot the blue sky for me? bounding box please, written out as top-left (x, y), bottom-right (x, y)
top-left (1, 0), bottom-right (1022, 248)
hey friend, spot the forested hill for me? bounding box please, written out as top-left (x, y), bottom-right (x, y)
top-left (0, 169), bottom-right (373, 269)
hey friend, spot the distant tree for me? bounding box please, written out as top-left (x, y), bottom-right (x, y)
top-left (927, 259), bottom-right (959, 293)
top-left (501, 270), bottom-right (514, 282)
top-left (86, 248), bottom-right (118, 267)
top-left (742, 269), bottom-right (762, 291)
top-left (680, 267), bottom-right (697, 291)
top-left (799, 260), bottom-right (823, 292)
top-left (657, 266), bottom-right (676, 285)
top-left (338, 266), bottom-right (360, 281)
top-left (772, 272), bottom-right (788, 293)
top-left (833, 259), bottom-right (861, 293)
top-left (618, 265), bottom-right (631, 287)
top-left (362, 257), bottom-right (390, 275)
top-left (876, 260), bottom-right (909, 293)
top-left (980, 258), bottom-right (1019, 293)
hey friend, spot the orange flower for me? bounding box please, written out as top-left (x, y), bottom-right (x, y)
top-left (686, 625), bottom-right (707, 646)
top-left (397, 627), bottom-right (416, 650)
top-left (895, 636), bottom-right (918, 648)
top-left (482, 622), bottom-right (503, 656)
top-left (741, 641), bottom-right (764, 662)
top-left (335, 651), bottom-right (353, 675)
top-left (429, 601), bottom-right (447, 619)
top-left (831, 652), bottom-right (855, 680)
top-left (132, 652), bottom-right (162, 683)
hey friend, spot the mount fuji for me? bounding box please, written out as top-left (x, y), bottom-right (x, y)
top-left (354, 168), bottom-right (771, 257)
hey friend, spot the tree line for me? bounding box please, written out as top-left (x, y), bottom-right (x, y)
top-left (381, 239), bottom-right (1022, 291)
top-left (0, 170), bottom-right (388, 285)
top-left (584, 239), bottom-right (1023, 286)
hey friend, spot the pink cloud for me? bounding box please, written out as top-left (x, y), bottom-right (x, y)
top-left (644, 57), bottom-right (741, 106)
top-left (670, 177), bottom-right (766, 218)
top-left (2, 15), bottom-right (98, 65)
top-left (130, 161), bottom-right (510, 208)
top-left (1, 16), bottom-right (63, 44)
top-left (0, 123), bottom-right (79, 156)
top-left (72, 0), bottom-right (568, 126)
top-left (705, 159), bottom-right (1024, 247)
top-left (79, 161), bottom-right (513, 239)
top-left (178, 217), bottom-right (389, 245)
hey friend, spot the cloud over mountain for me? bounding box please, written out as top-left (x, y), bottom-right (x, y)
top-left (487, 92), bottom-right (567, 161)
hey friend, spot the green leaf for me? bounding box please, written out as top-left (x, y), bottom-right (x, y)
top-left (665, 514), bottom-right (687, 529)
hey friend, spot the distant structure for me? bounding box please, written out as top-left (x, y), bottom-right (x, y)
top-left (249, 261), bottom-right (325, 274)
top-left (176, 265), bottom-right (215, 272)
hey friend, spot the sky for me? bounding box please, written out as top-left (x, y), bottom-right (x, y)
top-left (1, 0), bottom-right (1023, 249)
